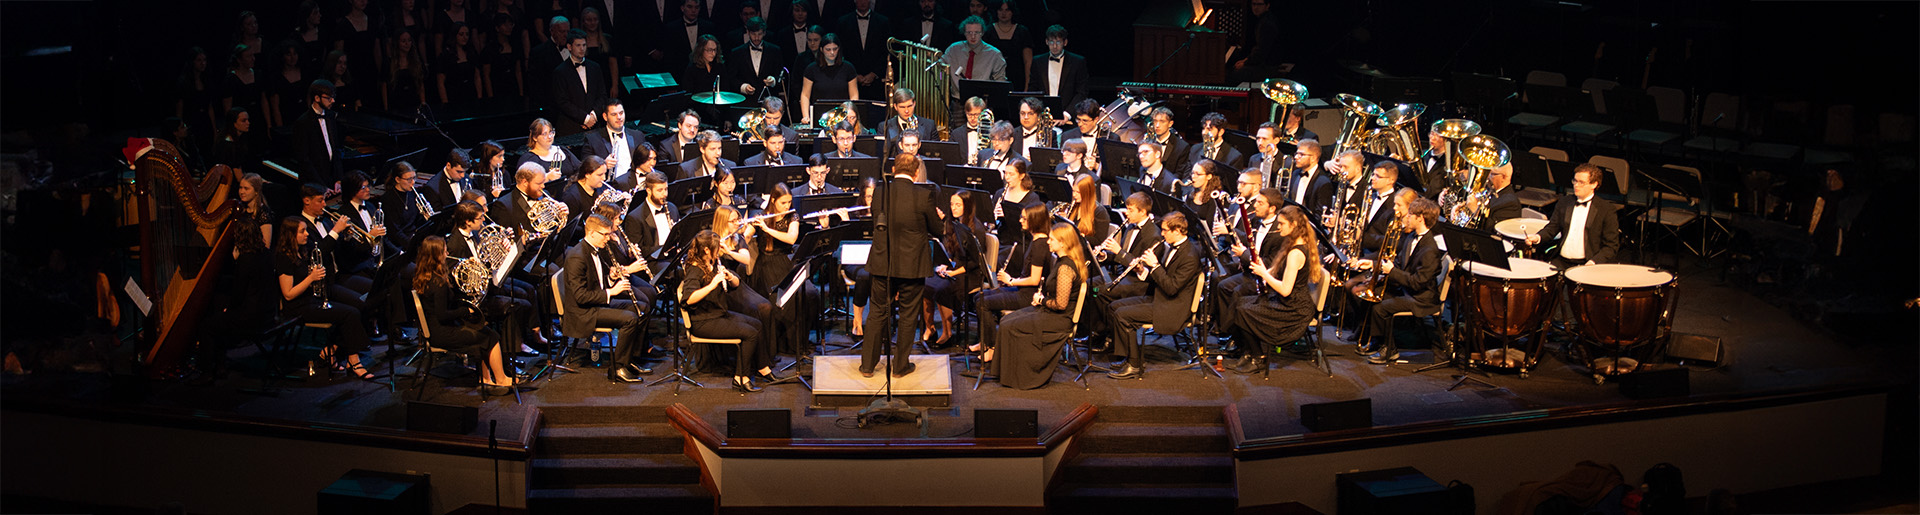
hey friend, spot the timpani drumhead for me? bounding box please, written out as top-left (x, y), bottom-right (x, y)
top-left (1564, 264), bottom-right (1675, 288)
top-left (1495, 218), bottom-right (1550, 240)
top-left (1466, 258), bottom-right (1557, 280)
top-left (1436, 236), bottom-right (1516, 254)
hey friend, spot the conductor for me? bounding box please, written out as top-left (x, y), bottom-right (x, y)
top-left (860, 153), bottom-right (946, 378)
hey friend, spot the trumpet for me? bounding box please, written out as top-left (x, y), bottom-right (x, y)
top-left (325, 208), bottom-right (375, 244)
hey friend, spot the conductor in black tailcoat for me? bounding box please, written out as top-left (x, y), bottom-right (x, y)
top-left (860, 154), bottom-right (945, 377)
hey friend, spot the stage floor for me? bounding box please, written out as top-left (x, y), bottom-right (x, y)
top-left (2, 259), bottom-right (1907, 443)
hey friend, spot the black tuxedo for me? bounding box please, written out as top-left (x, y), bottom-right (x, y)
top-left (488, 188), bottom-right (537, 241)
top-left (1137, 167), bottom-right (1179, 196)
top-left (292, 109), bottom-right (344, 186)
top-left (623, 199), bottom-right (681, 258)
top-left (528, 40), bottom-right (569, 105)
top-left (654, 18), bottom-right (719, 73)
top-left (676, 158), bottom-right (737, 181)
top-left (551, 58), bottom-right (610, 136)
top-left (1147, 131), bottom-right (1191, 174)
top-left (1537, 195), bottom-right (1621, 265)
top-left (976, 148), bottom-right (1026, 171)
top-left (792, 181), bottom-right (843, 196)
top-left (583, 125), bottom-right (645, 191)
top-left (560, 242), bottom-right (643, 369)
top-left (655, 134), bottom-right (697, 164)
top-left (1110, 238), bottom-right (1200, 367)
top-left (1364, 229), bottom-right (1442, 345)
top-left (1027, 52), bottom-right (1091, 108)
top-left (743, 151), bottom-right (802, 166)
top-left (803, 0), bottom-right (853, 28)
top-left (1481, 185), bottom-right (1524, 231)
top-left (1356, 187), bottom-right (1402, 251)
top-left (424, 171), bottom-right (479, 210)
top-left (1296, 168), bottom-right (1338, 214)
top-left (861, 175), bottom-right (944, 374)
top-left (897, 12), bottom-right (958, 49)
top-left (1187, 142), bottom-right (1248, 171)
top-left (832, 11), bottom-right (891, 88)
top-left (725, 42), bottom-right (786, 96)
top-left (880, 116), bottom-right (938, 146)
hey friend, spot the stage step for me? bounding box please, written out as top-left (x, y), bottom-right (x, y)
top-left (535, 423), bottom-right (683, 455)
top-left (1057, 453), bottom-right (1234, 485)
top-left (525, 484), bottom-right (710, 513)
top-left (1045, 483), bottom-right (1238, 513)
top-left (530, 454), bottom-right (701, 487)
top-left (1076, 422), bottom-right (1231, 454)
top-left (536, 404), bottom-right (669, 425)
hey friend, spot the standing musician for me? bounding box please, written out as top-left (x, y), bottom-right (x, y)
top-left (275, 216), bottom-right (376, 378)
top-left (725, 17), bottom-right (785, 99)
top-left (950, 96), bottom-right (988, 165)
top-left (1356, 161), bottom-right (1406, 252)
top-left (293, 80), bottom-right (344, 189)
top-left (880, 87), bottom-right (937, 157)
top-left (378, 162), bottom-right (428, 245)
top-left (446, 201), bottom-right (544, 353)
top-left (696, 168), bottom-right (750, 212)
top-left (1187, 112), bottom-right (1247, 170)
top-left (425, 148), bottom-right (481, 210)
top-left (744, 125), bottom-right (804, 165)
top-left (558, 155), bottom-right (610, 216)
top-left (1028, 25), bottom-right (1090, 108)
top-left (624, 172), bottom-right (682, 261)
top-left (859, 154), bottom-right (944, 378)
top-left (748, 184), bottom-right (806, 358)
top-left (823, 120), bottom-right (871, 158)
top-left (1347, 197), bottom-right (1443, 364)
top-left (1134, 141), bottom-right (1178, 195)
top-left (793, 154), bottom-right (845, 195)
top-left (680, 229), bottom-right (788, 393)
top-left (583, 98), bottom-right (643, 191)
top-left (926, 189), bottom-right (986, 347)
top-left (987, 222), bottom-right (1088, 389)
top-left (411, 236), bottom-right (522, 391)
top-left (678, 129), bottom-right (738, 180)
top-left (970, 204), bottom-right (1051, 361)
top-left (941, 16), bottom-right (1006, 97)
top-left (658, 110), bottom-right (702, 164)
top-left (564, 214), bottom-right (649, 383)
top-left (977, 120), bottom-right (1024, 169)
top-left (1524, 164), bottom-right (1620, 267)
top-left (551, 29), bottom-right (609, 136)
top-left (1105, 212), bottom-right (1199, 381)
top-left (1418, 128), bottom-right (1450, 198)
top-left (1480, 162), bottom-right (1523, 231)
top-left (1015, 97), bottom-right (1060, 157)
top-left (900, 0), bottom-right (958, 49)
top-left (1220, 204), bottom-right (1321, 375)
top-left (1143, 107), bottom-right (1190, 173)
top-left (518, 119), bottom-right (580, 195)
top-left (1246, 122), bottom-right (1284, 189)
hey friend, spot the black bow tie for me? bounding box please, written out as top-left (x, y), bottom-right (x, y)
top-left (856, 13), bottom-right (870, 20)
top-left (1576, 199), bottom-right (1592, 207)
top-left (794, 27), bottom-right (807, 33)
top-left (569, 59), bottom-right (585, 68)
top-left (1049, 55), bottom-right (1064, 62)
top-left (685, 21), bottom-right (699, 27)
top-left (610, 129), bottom-right (624, 138)
top-left (655, 207), bottom-right (670, 215)
top-left (923, 15), bottom-right (936, 21)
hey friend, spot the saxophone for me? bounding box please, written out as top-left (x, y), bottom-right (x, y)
top-left (1347, 215), bottom-right (1401, 303)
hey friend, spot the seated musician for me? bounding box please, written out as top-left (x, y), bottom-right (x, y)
top-left (489, 163), bottom-right (563, 247)
top-left (1279, 104), bottom-right (1318, 143)
top-left (295, 183), bottom-right (375, 299)
top-left (1015, 97), bottom-right (1060, 157)
top-left (678, 130), bottom-right (738, 180)
top-left (977, 120), bottom-right (1024, 169)
top-left (881, 87), bottom-right (938, 156)
top-left (793, 154), bottom-right (845, 195)
top-left (1282, 139), bottom-right (1330, 209)
top-left (695, 168), bottom-right (750, 212)
top-left (590, 200), bottom-right (660, 309)
top-left (1348, 197), bottom-right (1444, 364)
top-left (583, 98), bottom-right (643, 191)
top-left (1135, 141), bottom-right (1178, 195)
top-left (1187, 112), bottom-right (1246, 170)
top-left (411, 236), bottom-right (522, 391)
top-left (991, 159), bottom-right (1044, 224)
top-left (623, 172), bottom-right (680, 265)
top-left (680, 229), bottom-right (790, 393)
top-left (446, 201), bottom-right (544, 353)
top-left (335, 170), bottom-right (393, 272)
top-left (378, 163), bottom-right (428, 245)
top-left (1357, 161), bottom-right (1407, 252)
top-left (1098, 192), bottom-right (1161, 299)
top-left (563, 214), bottom-right (650, 383)
top-left (516, 118), bottom-right (578, 192)
top-left (657, 110), bottom-right (702, 165)
top-left (1066, 174), bottom-right (1110, 252)
top-left (895, 132), bottom-right (930, 182)
top-left (824, 120), bottom-right (871, 159)
top-left (951, 96), bottom-right (989, 165)
top-left (1524, 164), bottom-right (1619, 267)
top-left (1480, 162), bottom-right (1523, 231)
top-left (1106, 212), bottom-right (1199, 380)
top-left (1221, 204), bottom-right (1321, 375)
top-left (1184, 159), bottom-right (1226, 223)
top-left (1060, 99), bottom-right (1102, 144)
top-left (1144, 106), bottom-right (1190, 172)
top-left (1213, 188), bottom-right (1287, 332)
top-left (711, 206), bottom-right (776, 343)
top-left (1318, 150), bottom-right (1368, 228)
top-left (743, 125), bottom-right (803, 166)
top-left (273, 216), bottom-right (375, 378)
top-left (987, 222), bottom-right (1088, 389)
top-left (926, 189), bottom-right (986, 347)
top-left (424, 149), bottom-right (479, 211)
top-left (1057, 138), bottom-right (1092, 177)
top-left (969, 204), bottom-right (1052, 360)
top-left (558, 155), bottom-right (610, 216)
top-left (758, 97), bottom-right (801, 145)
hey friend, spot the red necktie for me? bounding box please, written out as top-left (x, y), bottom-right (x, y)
top-left (964, 48), bottom-right (976, 79)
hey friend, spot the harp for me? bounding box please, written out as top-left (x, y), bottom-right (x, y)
top-left (887, 37), bottom-right (952, 140)
top-left (132, 139), bottom-right (239, 378)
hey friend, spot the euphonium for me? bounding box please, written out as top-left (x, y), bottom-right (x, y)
top-left (1430, 119), bottom-right (1484, 220)
top-left (1365, 104), bottom-right (1426, 162)
top-left (970, 108), bottom-right (995, 165)
top-left (816, 104), bottom-right (849, 129)
top-left (1333, 93), bottom-right (1384, 156)
top-left (737, 108), bottom-right (768, 142)
top-left (1260, 78), bottom-right (1309, 141)
top-left (1446, 134), bottom-right (1512, 228)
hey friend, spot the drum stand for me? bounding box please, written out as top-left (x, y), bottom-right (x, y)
top-left (1416, 265), bottom-right (1497, 391)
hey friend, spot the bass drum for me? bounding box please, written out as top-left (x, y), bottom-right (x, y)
top-left (1094, 95), bottom-right (1150, 144)
top-left (1563, 264), bottom-right (1678, 381)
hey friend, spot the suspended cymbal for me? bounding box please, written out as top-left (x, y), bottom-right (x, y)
top-left (693, 92), bottom-right (747, 105)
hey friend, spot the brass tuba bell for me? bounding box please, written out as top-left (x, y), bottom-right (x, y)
top-left (817, 101), bottom-right (856, 130)
top-left (1446, 133), bottom-right (1512, 228)
top-left (1364, 103), bottom-right (1426, 162)
top-left (737, 108), bottom-right (768, 142)
top-left (1260, 78), bottom-right (1309, 141)
top-left (1333, 93), bottom-right (1384, 156)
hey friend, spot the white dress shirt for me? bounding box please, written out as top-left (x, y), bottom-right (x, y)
top-left (1046, 53), bottom-right (1064, 96)
top-left (1562, 195), bottom-right (1593, 261)
top-left (649, 200), bottom-right (673, 247)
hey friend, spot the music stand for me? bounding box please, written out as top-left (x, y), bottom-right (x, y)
top-left (938, 185), bottom-right (991, 220)
top-left (1419, 222), bottom-right (1504, 390)
top-left (828, 156), bottom-right (881, 189)
top-left (770, 260), bottom-right (824, 379)
top-left (1097, 138), bottom-right (1141, 177)
top-left (1637, 164), bottom-right (1727, 260)
top-left (942, 164), bottom-right (1003, 192)
top-left (1028, 146), bottom-right (1064, 173)
top-left (995, 199), bottom-right (1026, 245)
top-left (958, 79), bottom-right (1014, 116)
top-left (919, 140), bottom-right (964, 165)
top-left (667, 175), bottom-right (713, 209)
top-left (919, 157), bottom-right (947, 185)
top-left (738, 142), bottom-right (766, 162)
top-left (1008, 92), bottom-right (1064, 114)
top-left (1222, 130), bottom-right (1257, 162)
top-left (762, 164), bottom-right (812, 191)
top-left (1112, 177), bottom-right (1148, 205)
top-left (681, 136), bottom-right (742, 166)
top-left (641, 91), bottom-right (693, 129)
top-left (730, 164), bottom-right (769, 196)
top-left (1030, 172), bottom-right (1072, 205)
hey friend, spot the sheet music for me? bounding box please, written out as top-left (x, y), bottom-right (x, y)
top-left (494, 246), bottom-right (521, 285)
top-left (123, 278), bottom-right (153, 316)
top-left (840, 242), bottom-right (871, 266)
top-left (776, 263), bottom-right (809, 308)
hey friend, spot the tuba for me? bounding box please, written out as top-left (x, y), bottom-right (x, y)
top-left (737, 108), bottom-right (768, 143)
top-left (1261, 79), bottom-right (1310, 142)
top-left (1445, 134), bottom-right (1512, 228)
top-left (1333, 93), bottom-right (1385, 156)
top-left (1430, 119), bottom-right (1483, 223)
top-left (1365, 104), bottom-right (1426, 162)
top-left (817, 101), bottom-right (856, 130)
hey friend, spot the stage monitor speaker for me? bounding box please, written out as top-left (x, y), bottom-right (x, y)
top-left (1620, 367), bottom-right (1690, 399)
top-left (728, 409), bottom-right (792, 439)
top-left (1336, 467), bottom-right (1449, 515)
top-left (1665, 333), bottom-right (1723, 366)
top-left (1302, 398), bottom-right (1372, 432)
top-left (405, 401), bottom-right (477, 435)
top-left (975, 409), bottom-right (1039, 438)
top-left (318, 469), bottom-right (430, 515)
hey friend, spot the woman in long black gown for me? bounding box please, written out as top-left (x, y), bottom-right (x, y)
top-left (412, 236), bottom-right (520, 390)
top-left (988, 222), bottom-right (1087, 389)
top-left (273, 217), bottom-right (374, 379)
top-left (1224, 204), bottom-right (1321, 375)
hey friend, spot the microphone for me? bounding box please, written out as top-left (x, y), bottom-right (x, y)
top-left (1710, 112), bottom-right (1727, 126)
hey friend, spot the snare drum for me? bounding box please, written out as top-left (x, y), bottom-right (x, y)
top-left (1563, 264), bottom-right (1678, 379)
top-left (1461, 259), bottom-right (1558, 373)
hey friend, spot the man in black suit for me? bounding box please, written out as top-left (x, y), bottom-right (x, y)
top-left (1352, 197), bottom-right (1444, 364)
top-left (1279, 105), bottom-right (1318, 144)
top-left (975, 120), bottom-right (1024, 170)
top-left (623, 172), bottom-right (681, 263)
top-left (528, 16), bottom-right (572, 108)
top-left (1417, 128), bottom-right (1451, 197)
top-left (658, 110), bottom-right (703, 165)
top-left (792, 154), bottom-right (844, 195)
top-left (1213, 188), bottom-right (1288, 333)
top-left (779, 1), bottom-right (817, 69)
top-left (897, 0), bottom-right (957, 49)
top-left (1187, 112), bottom-right (1248, 171)
top-left (1480, 162), bottom-right (1524, 231)
top-left (758, 97), bottom-right (803, 143)
top-left (1106, 211), bottom-right (1200, 381)
top-left (1525, 164), bottom-right (1620, 267)
top-left (676, 130), bottom-right (738, 180)
top-left (552, 29), bottom-right (609, 137)
top-left (292, 80), bottom-right (344, 188)
top-left (1058, 99), bottom-right (1101, 146)
top-left (1134, 141), bottom-right (1178, 196)
top-left (860, 154), bottom-right (945, 377)
top-left (652, 0), bottom-right (718, 75)
top-left (744, 126), bottom-right (804, 165)
top-left (832, 0), bottom-right (890, 99)
top-left (1143, 107), bottom-right (1191, 174)
top-left (1317, 150), bottom-right (1368, 227)
top-left (489, 163), bottom-right (560, 246)
top-left (583, 99), bottom-right (643, 191)
top-left (725, 17), bottom-right (786, 99)
top-left (424, 149), bottom-right (478, 210)
top-left (1356, 161), bottom-right (1407, 252)
top-left (803, 0), bottom-right (852, 28)
top-left (1247, 122), bottom-right (1286, 188)
top-left (879, 88), bottom-right (937, 157)
top-left (1097, 192), bottom-right (1162, 300)
top-left (564, 214), bottom-right (651, 382)
top-left (1028, 25), bottom-right (1091, 108)
top-left (1284, 140), bottom-right (1334, 212)
top-left (823, 120), bottom-right (872, 159)
top-left (951, 97), bottom-right (989, 165)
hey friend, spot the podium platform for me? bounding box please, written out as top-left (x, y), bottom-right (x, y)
top-left (809, 355), bottom-right (953, 408)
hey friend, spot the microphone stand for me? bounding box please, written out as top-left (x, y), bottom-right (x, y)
top-left (858, 175), bottom-right (924, 431)
top-left (1142, 31), bottom-right (1197, 100)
